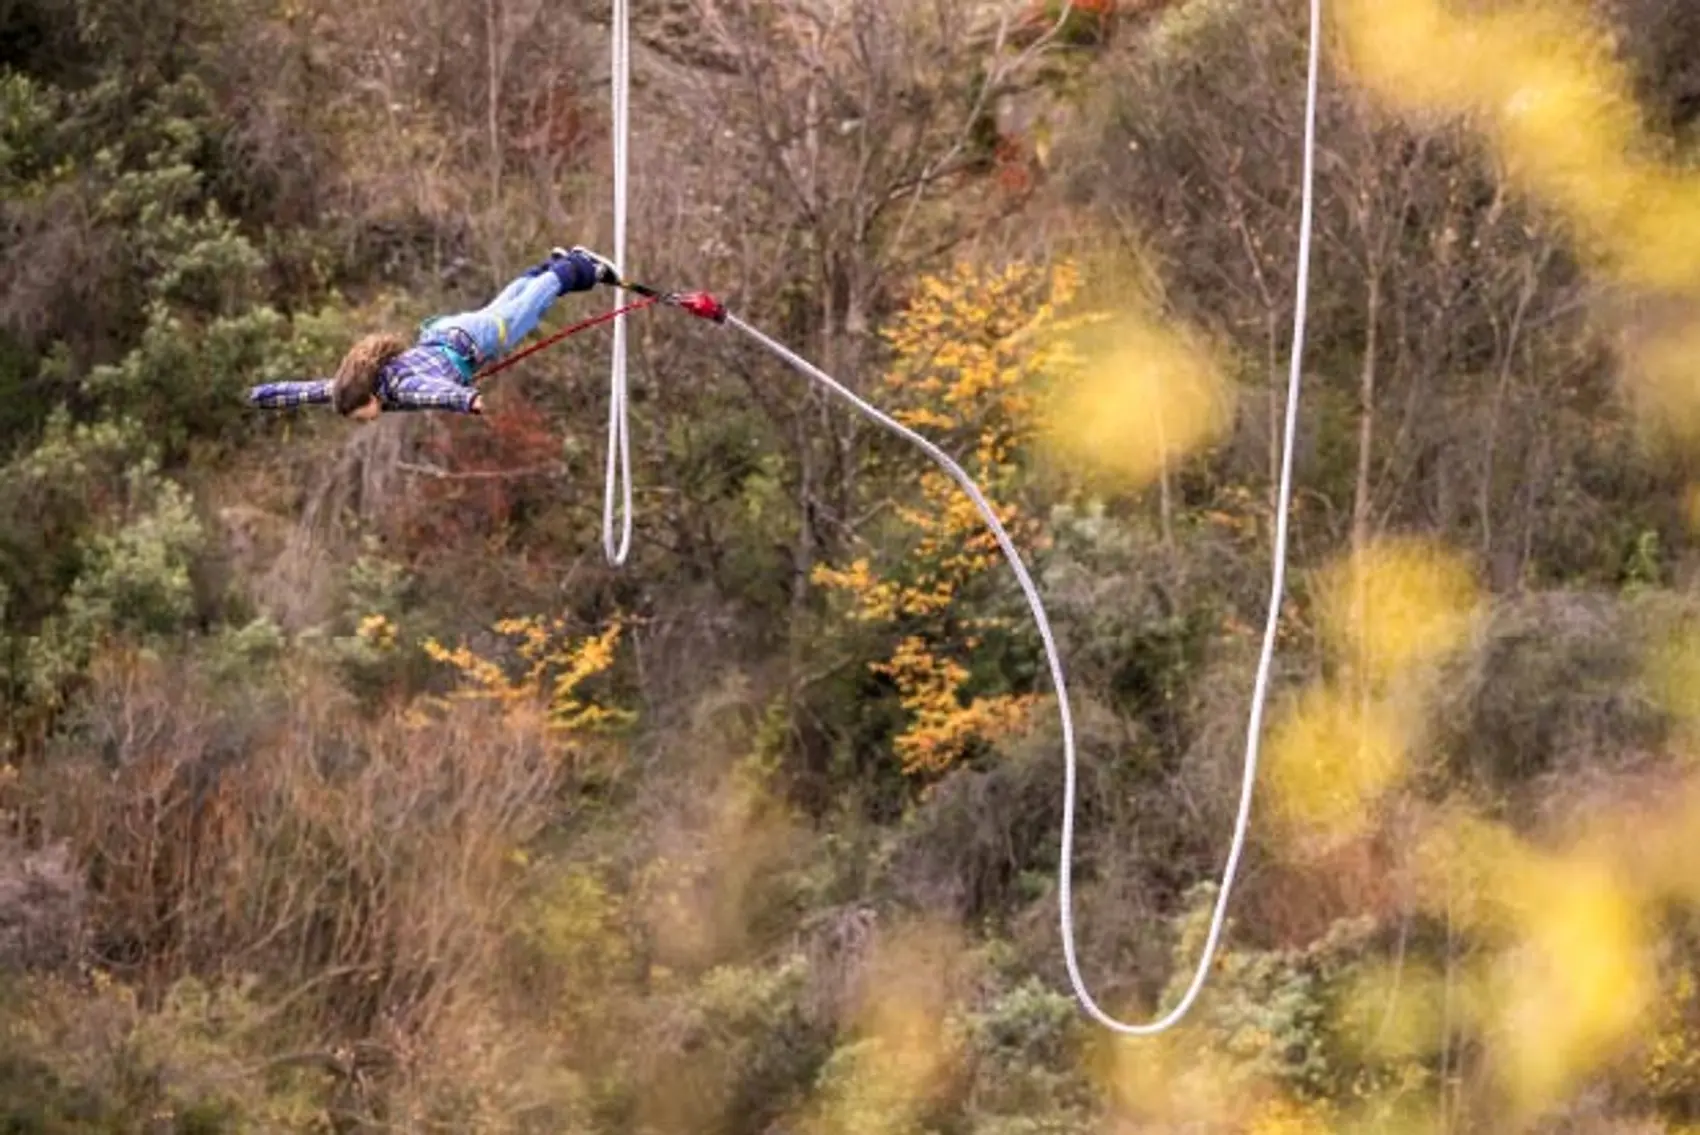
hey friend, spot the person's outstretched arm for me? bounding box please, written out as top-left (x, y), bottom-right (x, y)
top-left (249, 379), bottom-right (334, 409)
top-left (385, 373), bottom-right (484, 413)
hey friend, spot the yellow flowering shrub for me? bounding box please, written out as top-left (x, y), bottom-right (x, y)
top-left (421, 615), bottom-right (630, 735)
top-left (814, 260), bottom-right (1089, 776)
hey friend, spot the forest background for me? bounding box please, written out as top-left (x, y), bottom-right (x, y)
top-left (6, 0), bottom-right (1700, 1131)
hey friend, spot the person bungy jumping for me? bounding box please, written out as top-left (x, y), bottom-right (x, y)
top-left (247, 246), bottom-right (621, 418)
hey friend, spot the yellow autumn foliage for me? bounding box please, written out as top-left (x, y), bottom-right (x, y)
top-left (1411, 808), bottom-right (1656, 1123)
top-left (816, 259), bottom-right (1091, 776)
top-left (1266, 682), bottom-right (1411, 850)
top-left (1314, 538), bottom-right (1482, 689)
top-left (1045, 312), bottom-right (1236, 490)
top-left (1266, 538), bottom-right (1478, 855)
top-left (873, 636), bottom-right (1040, 777)
top-left (1337, 0), bottom-right (1700, 289)
top-left (1336, 0), bottom-right (1700, 451)
top-left (1098, 1022), bottom-right (1334, 1132)
top-left (1246, 1096), bottom-right (1338, 1135)
top-left (1643, 961), bottom-right (1700, 1106)
top-left (1335, 959), bottom-right (1458, 1064)
top-left (421, 615), bottom-right (630, 735)
top-left (793, 920), bottom-right (966, 1135)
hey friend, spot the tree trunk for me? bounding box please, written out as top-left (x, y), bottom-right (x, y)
top-left (1352, 266), bottom-right (1381, 715)
top-left (1352, 268), bottom-right (1381, 556)
top-left (1155, 395), bottom-right (1174, 547)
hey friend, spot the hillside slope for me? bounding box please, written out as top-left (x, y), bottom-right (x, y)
top-left (5, 0), bottom-right (1700, 1131)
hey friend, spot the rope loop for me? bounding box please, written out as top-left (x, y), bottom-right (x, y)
top-left (584, 0), bottom-right (1324, 1037)
top-left (700, 0), bottom-right (1322, 1034)
top-left (603, 0), bottom-right (634, 565)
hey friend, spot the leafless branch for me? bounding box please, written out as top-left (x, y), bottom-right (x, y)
top-left (395, 461), bottom-right (566, 480)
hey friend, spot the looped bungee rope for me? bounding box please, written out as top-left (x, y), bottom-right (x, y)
top-left (603, 0), bottom-right (635, 566)
top-left (620, 0), bottom-right (1324, 1037)
top-left (501, 0), bottom-right (1324, 1038)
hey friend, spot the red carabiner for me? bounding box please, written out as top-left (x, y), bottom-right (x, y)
top-left (670, 291), bottom-right (727, 324)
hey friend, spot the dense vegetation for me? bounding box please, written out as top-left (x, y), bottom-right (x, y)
top-left (5, 0), bottom-right (1700, 1130)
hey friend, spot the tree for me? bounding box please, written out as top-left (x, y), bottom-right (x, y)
top-left (814, 258), bottom-right (1086, 778)
top-left (649, 0), bottom-right (1087, 695)
top-left (1068, 0), bottom-right (1639, 592)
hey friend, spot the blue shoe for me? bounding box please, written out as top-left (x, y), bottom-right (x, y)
top-left (521, 246), bottom-right (602, 280)
top-left (566, 246), bottom-right (622, 286)
top-left (543, 249), bottom-right (597, 294)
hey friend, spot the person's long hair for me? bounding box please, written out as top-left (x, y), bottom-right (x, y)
top-left (331, 333), bottom-right (410, 416)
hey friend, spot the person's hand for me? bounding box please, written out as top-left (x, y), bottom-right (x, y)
top-left (469, 392), bottom-right (485, 415)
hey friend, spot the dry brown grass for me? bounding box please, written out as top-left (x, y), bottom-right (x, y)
top-left (23, 644), bottom-right (576, 1060)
